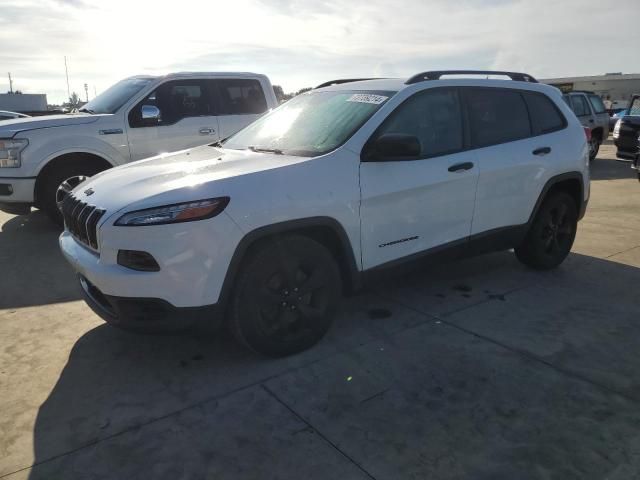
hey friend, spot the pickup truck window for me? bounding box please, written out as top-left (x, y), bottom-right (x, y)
top-left (129, 80), bottom-right (212, 128)
top-left (81, 78), bottom-right (152, 114)
top-left (587, 95), bottom-right (606, 114)
top-left (570, 95), bottom-right (590, 117)
top-left (215, 79), bottom-right (268, 115)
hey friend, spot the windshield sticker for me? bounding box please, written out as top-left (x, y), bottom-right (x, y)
top-left (347, 94), bottom-right (388, 105)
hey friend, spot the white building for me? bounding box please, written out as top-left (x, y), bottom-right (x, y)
top-left (0, 93), bottom-right (47, 113)
top-left (540, 73), bottom-right (640, 109)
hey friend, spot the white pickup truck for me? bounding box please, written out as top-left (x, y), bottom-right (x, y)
top-left (0, 72), bottom-right (278, 223)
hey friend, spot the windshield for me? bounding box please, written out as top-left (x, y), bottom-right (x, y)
top-left (80, 77), bottom-right (154, 114)
top-left (223, 90), bottom-right (394, 156)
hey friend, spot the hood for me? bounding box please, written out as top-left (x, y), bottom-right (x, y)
top-left (71, 144), bottom-right (311, 213)
top-left (0, 114), bottom-right (101, 137)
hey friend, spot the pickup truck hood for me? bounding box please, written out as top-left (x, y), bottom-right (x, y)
top-left (72, 144), bottom-right (310, 213)
top-left (0, 114), bottom-right (100, 137)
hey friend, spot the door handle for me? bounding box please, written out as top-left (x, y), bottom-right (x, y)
top-left (199, 127), bottom-right (215, 135)
top-left (589, 119), bottom-right (594, 123)
top-left (532, 147), bottom-right (551, 156)
top-left (448, 162), bottom-right (474, 172)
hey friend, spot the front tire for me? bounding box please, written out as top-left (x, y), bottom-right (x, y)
top-left (40, 160), bottom-right (106, 226)
top-left (588, 137), bottom-right (600, 162)
top-left (228, 235), bottom-right (342, 357)
top-left (515, 192), bottom-right (578, 270)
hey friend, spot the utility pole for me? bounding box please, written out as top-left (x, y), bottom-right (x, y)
top-left (84, 83), bottom-right (88, 102)
top-left (64, 56), bottom-right (71, 101)
top-left (8, 72), bottom-right (13, 93)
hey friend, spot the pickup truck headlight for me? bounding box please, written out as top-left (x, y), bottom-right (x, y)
top-left (0, 138), bottom-right (28, 168)
top-left (115, 197), bottom-right (230, 226)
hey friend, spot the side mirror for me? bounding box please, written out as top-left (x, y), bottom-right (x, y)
top-left (141, 105), bottom-right (161, 123)
top-left (363, 133), bottom-right (421, 162)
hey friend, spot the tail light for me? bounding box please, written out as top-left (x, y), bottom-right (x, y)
top-left (583, 127), bottom-right (592, 142)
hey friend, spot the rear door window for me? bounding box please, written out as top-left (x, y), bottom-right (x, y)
top-left (587, 95), bottom-right (606, 114)
top-left (523, 92), bottom-right (566, 135)
top-left (570, 95), bottom-right (591, 116)
top-left (215, 79), bottom-right (268, 115)
top-left (465, 88), bottom-right (531, 147)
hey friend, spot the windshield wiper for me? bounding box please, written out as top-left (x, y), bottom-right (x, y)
top-left (248, 146), bottom-right (283, 155)
top-left (78, 107), bottom-right (95, 114)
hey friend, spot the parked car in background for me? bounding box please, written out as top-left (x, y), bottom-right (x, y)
top-left (59, 70), bottom-right (590, 357)
top-left (0, 72), bottom-right (278, 223)
top-left (562, 91), bottom-right (609, 161)
top-left (614, 94), bottom-right (640, 178)
top-left (0, 110), bottom-right (30, 121)
top-left (609, 108), bottom-right (627, 132)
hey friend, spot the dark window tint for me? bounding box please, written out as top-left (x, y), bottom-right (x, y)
top-left (129, 80), bottom-right (212, 127)
top-left (588, 95), bottom-right (606, 114)
top-left (466, 88), bottom-right (531, 147)
top-left (375, 88), bottom-right (463, 157)
top-left (216, 79), bottom-right (267, 115)
top-left (523, 92), bottom-right (566, 135)
top-left (570, 95), bottom-right (590, 116)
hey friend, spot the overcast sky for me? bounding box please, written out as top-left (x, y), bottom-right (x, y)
top-left (1, 0), bottom-right (638, 104)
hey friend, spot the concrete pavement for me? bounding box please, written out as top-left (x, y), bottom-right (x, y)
top-left (2, 141), bottom-right (640, 479)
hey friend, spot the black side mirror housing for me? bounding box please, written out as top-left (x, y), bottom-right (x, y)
top-left (363, 133), bottom-right (421, 162)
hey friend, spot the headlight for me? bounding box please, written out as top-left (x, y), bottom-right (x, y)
top-left (612, 120), bottom-right (621, 139)
top-left (115, 197), bottom-right (230, 226)
top-left (0, 138), bottom-right (28, 168)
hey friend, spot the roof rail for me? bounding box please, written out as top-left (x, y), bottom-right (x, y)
top-left (315, 78), bottom-right (384, 89)
top-left (406, 70), bottom-right (538, 85)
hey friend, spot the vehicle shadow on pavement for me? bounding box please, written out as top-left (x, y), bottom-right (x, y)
top-left (22, 250), bottom-right (640, 478)
top-left (590, 156), bottom-right (636, 181)
top-left (0, 210), bottom-right (81, 309)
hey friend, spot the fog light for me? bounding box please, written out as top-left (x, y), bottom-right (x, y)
top-left (117, 250), bottom-right (160, 272)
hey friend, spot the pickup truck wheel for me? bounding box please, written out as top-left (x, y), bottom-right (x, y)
top-left (515, 192), bottom-right (577, 270)
top-left (588, 137), bottom-right (600, 161)
top-left (40, 161), bottom-right (105, 226)
top-left (228, 235), bottom-right (342, 357)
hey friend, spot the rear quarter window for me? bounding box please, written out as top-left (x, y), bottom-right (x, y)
top-left (523, 92), bottom-right (567, 135)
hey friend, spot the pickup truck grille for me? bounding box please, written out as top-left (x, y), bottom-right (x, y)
top-left (61, 195), bottom-right (106, 250)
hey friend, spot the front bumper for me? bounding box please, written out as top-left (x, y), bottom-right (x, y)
top-left (78, 275), bottom-right (221, 332)
top-left (0, 177), bottom-right (36, 213)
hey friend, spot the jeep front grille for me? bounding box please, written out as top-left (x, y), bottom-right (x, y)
top-left (61, 195), bottom-right (106, 250)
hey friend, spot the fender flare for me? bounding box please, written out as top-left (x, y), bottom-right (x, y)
top-left (527, 171), bottom-right (587, 223)
top-left (216, 216), bottom-right (361, 311)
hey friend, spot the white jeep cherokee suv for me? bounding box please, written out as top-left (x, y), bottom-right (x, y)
top-left (59, 70), bottom-right (590, 357)
top-left (0, 72), bottom-right (277, 223)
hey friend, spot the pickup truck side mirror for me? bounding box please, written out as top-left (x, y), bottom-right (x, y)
top-left (362, 133), bottom-right (422, 162)
top-left (141, 105), bottom-right (161, 123)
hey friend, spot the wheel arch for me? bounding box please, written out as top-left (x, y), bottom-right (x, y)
top-left (528, 171), bottom-right (586, 224)
top-left (217, 217), bottom-right (361, 310)
top-left (34, 152), bottom-right (114, 206)
top-left (591, 126), bottom-right (605, 142)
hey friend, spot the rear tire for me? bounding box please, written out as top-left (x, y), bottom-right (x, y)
top-left (515, 192), bottom-right (578, 270)
top-left (40, 159), bottom-right (107, 226)
top-left (228, 235), bottom-right (342, 357)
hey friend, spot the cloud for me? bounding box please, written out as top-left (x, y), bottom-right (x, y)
top-left (0, 0), bottom-right (638, 104)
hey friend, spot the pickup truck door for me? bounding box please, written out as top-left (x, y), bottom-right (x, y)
top-left (126, 79), bottom-right (220, 160)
